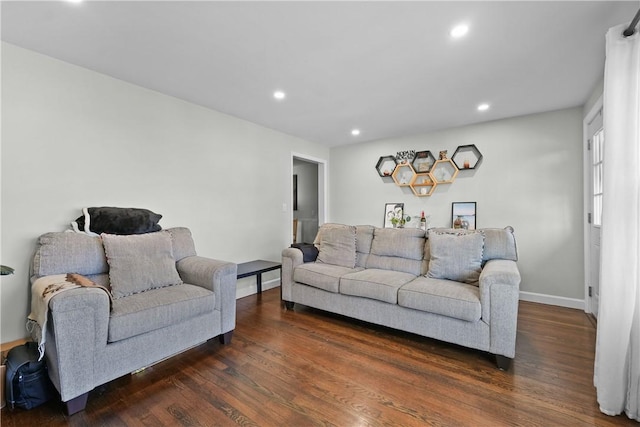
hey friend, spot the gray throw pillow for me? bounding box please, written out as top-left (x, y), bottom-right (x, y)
top-left (427, 230), bottom-right (484, 285)
top-left (317, 225), bottom-right (357, 268)
top-left (102, 231), bottom-right (183, 299)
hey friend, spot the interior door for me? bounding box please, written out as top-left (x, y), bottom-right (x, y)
top-left (587, 107), bottom-right (603, 318)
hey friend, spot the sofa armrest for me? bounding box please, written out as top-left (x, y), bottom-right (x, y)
top-left (281, 248), bottom-right (305, 301)
top-left (479, 259), bottom-right (521, 358)
top-left (176, 256), bottom-right (237, 334)
top-left (47, 287), bottom-right (110, 402)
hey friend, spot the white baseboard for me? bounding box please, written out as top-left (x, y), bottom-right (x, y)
top-left (235, 278), bottom-right (280, 299)
top-left (519, 291), bottom-right (585, 310)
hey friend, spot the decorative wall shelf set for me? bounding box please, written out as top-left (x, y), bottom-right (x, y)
top-left (375, 145), bottom-right (482, 197)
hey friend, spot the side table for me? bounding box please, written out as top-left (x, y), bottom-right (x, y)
top-left (236, 260), bottom-right (281, 294)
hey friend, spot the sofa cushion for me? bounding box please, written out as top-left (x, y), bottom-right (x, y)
top-left (33, 232), bottom-right (108, 277)
top-left (102, 231), bottom-right (183, 299)
top-left (340, 269), bottom-right (416, 304)
top-left (316, 225), bottom-right (357, 268)
top-left (480, 227), bottom-right (518, 262)
top-left (398, 277), bottom-right (481, 322)
top-left (294, 263), bottom-right (362, 293)
top-left (167, 227), bottom-right (198, 261)
top-left (366, 228), bottom-right (427, 276)
top-left (428, 227), bottom-right (517, 263)
top-left (355, 225), bottom-right (375, 267)
top-left (427, 230), bottom-right (484, 285)
top-left (108, 283), bottom-right (214, 342)
top-left (370, 228), bottom-right (426, 260)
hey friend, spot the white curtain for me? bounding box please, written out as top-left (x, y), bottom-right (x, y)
top-left (594, 23), bottom-right (640, 420)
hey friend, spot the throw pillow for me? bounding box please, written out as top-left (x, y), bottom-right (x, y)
top-left (427, 230), bottom-right (484, 285)
top-left (102, 231), bottom-right (183, 299)
top-left (73, 207), bottom-right (162, 235)
top-left (316, 225), bottom-right (357, 268)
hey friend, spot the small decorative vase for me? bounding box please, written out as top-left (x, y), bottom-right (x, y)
top-left (453, 215), bottom-right (463, 229)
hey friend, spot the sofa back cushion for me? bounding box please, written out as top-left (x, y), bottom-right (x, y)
top-left (167, 227), bottom-right (198, 261)
top-left (426, 230), bottom-right (484, 285)
top-left (480, 226), bottom-right (518, 261)
top-left (316, 224), bottom-right (357, 268)
top-left (425, 226), bottom-right (517, 264)
top-left (32, 232), bottom-right (109, 277)
top-left (102, 231), bottom-right (183, 299)
top-left (355, 225), bottom-right (375, 267)
top-left (366, 228), bottom-right (426, 276)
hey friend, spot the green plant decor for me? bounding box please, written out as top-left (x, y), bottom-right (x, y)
top-left (390, 215), bottom-right (411, 228)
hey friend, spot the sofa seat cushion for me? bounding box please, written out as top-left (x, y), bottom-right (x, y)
top-left (294, 263), bottom-right (362, 293)
top-left (108, 283), bottom-right (214, 342)
top-left (340, 269), bottom-right (416, 304)
top-left (397, 277), bottom-right (481, 322)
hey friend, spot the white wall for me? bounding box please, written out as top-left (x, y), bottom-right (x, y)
top-left (0, 43), bottom-right (329, 342)
top-left (329, 107), bottom-right (585, 305)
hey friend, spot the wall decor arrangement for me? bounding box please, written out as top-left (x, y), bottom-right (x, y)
top-left (375, 145), bottom-right (482, 197)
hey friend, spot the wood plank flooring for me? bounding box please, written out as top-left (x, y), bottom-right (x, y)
top-left (1, 288), bottom-right (636, 426)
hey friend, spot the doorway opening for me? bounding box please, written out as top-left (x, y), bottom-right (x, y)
top-left (292, 154), bottom-right (326, 244)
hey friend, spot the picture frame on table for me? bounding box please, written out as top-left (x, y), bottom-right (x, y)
top-left (451, 202), bottom-right (476, 230)
top-left (384, 203), bottom-right (404, 228)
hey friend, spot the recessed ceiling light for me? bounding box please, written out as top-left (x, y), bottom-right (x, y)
top-left (450, 24), bottom-right (469, 38)
top-left (273, 90), bottom-right (286, 100)
top-left (477, 103), bottom-right (490, 111)
top-left (351, 129), bottom-right (361, 136)
top-left (66, 0), bottom-right (84, 3)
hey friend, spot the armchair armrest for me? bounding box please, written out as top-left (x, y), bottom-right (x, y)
top-left (479, 259), bottom-right (521, 358)
top-left (47, 288), bottom-right (110, 402)
top-left (281, 248), bottom-right (305, 302)
top-left (176, 256), bottom-right (237, 334)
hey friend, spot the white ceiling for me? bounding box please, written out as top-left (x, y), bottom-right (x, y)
top-left (2, 1), bottom-right (638, 147)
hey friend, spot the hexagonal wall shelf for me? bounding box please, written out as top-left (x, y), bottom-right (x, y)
top-left (412, 150), bottom-right (435, 173)
top-left (431, 159), bottom-right (459, 184)
top-left (376, 155), bottom-right (399, 177)
top-left (452, 144), bottom-right (483, 170)
top-left (410, 173), bottom-right (437, 196)
top-left (392, 163), bottom-right (416, 186)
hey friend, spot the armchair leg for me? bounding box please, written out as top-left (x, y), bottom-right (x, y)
top-left (65, 392), bottom-right (89, 415)
top-left (219, 330), bottom-right (233, 345)
top-left (495, 354), bottom-right (512, 371)
top-left (284, 301), bottom-right (294, 310)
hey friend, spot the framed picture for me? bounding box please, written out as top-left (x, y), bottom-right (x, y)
top-left (384, 203), bottom-right (404, 228)
top-left (452, 202), bottom-right (476, 230)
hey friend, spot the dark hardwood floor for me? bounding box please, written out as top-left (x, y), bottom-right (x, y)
top-left (2, 288), bottom-right (636, 426)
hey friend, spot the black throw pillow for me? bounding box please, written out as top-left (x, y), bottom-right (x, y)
top-left (74, 207), bottom-right (162, 235)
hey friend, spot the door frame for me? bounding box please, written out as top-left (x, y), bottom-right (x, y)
top-left (583, 95), bottom-right (603, 315)
top-left (291, 152), bottom-right (328, 241)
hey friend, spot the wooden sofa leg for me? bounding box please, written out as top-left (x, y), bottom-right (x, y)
top-left (219, 330), bottom-right (233, 345)
top-left (495, 355), bottom-right (512, 371)
top-left (284, 301), bottom-right (294, 310)
top-left (65, 392), bottom-right (89, 415)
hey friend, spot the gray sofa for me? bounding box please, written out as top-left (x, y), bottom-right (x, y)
top-left (29, 227), bottom-right (237, 414)
top-left (281, 224), bottom-right (520, 369)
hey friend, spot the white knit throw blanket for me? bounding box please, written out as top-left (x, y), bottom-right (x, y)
top-left (27, 274), bottom-right (80, 361)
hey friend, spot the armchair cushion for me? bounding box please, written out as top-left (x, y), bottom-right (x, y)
top-left (108, 284), bottom-right (214, 342)
top-left (102, 231), bottom-right (183, 299)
